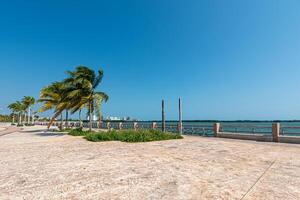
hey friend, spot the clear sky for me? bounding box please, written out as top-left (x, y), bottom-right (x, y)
top-left (1, 0), bottom-right (300, 120)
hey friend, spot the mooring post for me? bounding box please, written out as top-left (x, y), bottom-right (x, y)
top-left (213, 123), bottom-right (220, 137)
top-left (106, 122), bottom-right (110, 130)
top-left (151, 122), bottom-right (157, 129)
top-left (133, 122), bottom-right (138, 130)
top-left (162, 99), bottom-right (165, 132)
top-left (178, 98), bottom-right (183, 134)
top-left (118, 122), bottom-right (123, 130)
top-left (272, 123), bottom-right (280, 142)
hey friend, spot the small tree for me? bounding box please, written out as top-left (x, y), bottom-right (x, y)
top-left (22, 96), bottom-right (35, 125)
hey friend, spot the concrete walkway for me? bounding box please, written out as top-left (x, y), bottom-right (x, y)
top-left (0, 125), bottom-right (299, 199)
top-left (0, 126), bottom-right (20, 137)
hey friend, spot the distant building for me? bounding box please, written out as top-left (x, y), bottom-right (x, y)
top-left (106, 116), bottom-right (121, 121)
top-left (105, 116), bottom-right (132, 121)
top-left (87, 115), bottom-right (98, 121)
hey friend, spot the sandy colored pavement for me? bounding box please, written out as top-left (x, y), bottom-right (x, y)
top-left (0, 125), bottom-right (299, 200)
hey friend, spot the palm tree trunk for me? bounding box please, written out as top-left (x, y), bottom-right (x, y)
top-left (19, 113), bottom-right (22, 125)
top-left (27, 107), bottom-right (31, 124)
top-left (12, 114), bottom-right (15, 124)
top-left (79, 109), bottom-right (82, 128)
top-left (65, 110), bottom-right (69, 128)
top-left (32, 113), bottom-right (35, 125)
top-left (60, 113), bottom-right (63, 130)
top-left (89, 101), bottom-right (92, 131)
top-left (24, 113), bottom-right (27, 124)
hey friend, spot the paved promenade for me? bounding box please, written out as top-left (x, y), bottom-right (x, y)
top-left (0, 125), bottom-right (299, 199)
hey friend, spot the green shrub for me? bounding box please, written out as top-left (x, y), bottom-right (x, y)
top-left (68, 128), bottom-right (90, 136)
top-left (84, 129), bottom-right (183, 143)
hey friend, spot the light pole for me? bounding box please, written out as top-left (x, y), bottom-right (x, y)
top-left (178, 98), bottom-right (183, 134)
top-left (162, 99), bottom-right (165, 132)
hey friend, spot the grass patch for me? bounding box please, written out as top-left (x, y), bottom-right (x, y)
top-left (84, 129), bottom-right (183, 143)
top-left (67, 128), bottom-right (92, 136)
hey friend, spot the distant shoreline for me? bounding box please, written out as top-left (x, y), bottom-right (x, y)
top-left (138, 120), bottom-right (300, 123)
top-left (63, 119), bottom-right (300, 123)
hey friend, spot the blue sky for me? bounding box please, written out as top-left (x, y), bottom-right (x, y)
top-left (1, 0), bottom-right (300, 120)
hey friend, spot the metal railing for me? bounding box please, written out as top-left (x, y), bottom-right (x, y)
top-left (280, 126), bottom-right (300, 136)
top-left (34, 121), bottom-right (300, 137)
top-left (220, 124), bottom-right (272, 135)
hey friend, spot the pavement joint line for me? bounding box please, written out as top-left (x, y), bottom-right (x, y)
top-left (240, 159), bottom-right (276, 200)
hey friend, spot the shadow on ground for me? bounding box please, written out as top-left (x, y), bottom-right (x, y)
top-left (20, 129), bottom-right (50, 133)
top-left (20, 129), bottom-right (65, 137)
top-left (34, 132), bottom-right (65, 137)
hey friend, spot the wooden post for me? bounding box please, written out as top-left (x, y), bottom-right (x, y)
top-left (213, 123), bottom-right (220, 137)
top-left (106, 122), bottom-right (110, 130)
top-left (151, 122), bottom-right (157, 129)
top-left (178, 98), bottom-right (183, 134)
top-left (272, 123), bottom-right (280, 142)
top-left (118, 122), bottom-right (123, 130)
top-left (162, 99), bottom-right (165, 132)
top-left (133, 122), bottom-right (138, 130)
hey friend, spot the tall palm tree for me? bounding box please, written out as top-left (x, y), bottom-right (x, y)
top-left (39, 66), bottom-right (108, 131)
top-left (8, 101), bottom-right (26, 125)
top-left (95, 95), bottom-right (104, 124)
top-left (32, 110), bottom-right (38, 124)
top-left (8, 103), bottom-right (18, 124)
top-left (63, 66), bottom-right (108, 131)
top-left (22, 96), bottom-right (35, 124)
top-left (38, 82), bottom-right (70, 130)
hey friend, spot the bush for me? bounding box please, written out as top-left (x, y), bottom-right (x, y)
top-left (68, 128), bottom-right (89, 136)
top-left (84, 129), bottom-right (183, 143)
top-left (17, 124), bottom-right (24, 127)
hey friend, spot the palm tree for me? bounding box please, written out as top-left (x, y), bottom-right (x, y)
top-left (8, 101), bottom-right (26, 125)
top-left (22, 96), bottom-right (35, 124)
top-left (38, 82), bottom-right (69, 130)
top-left (95, 95), bottom-right (105, 125)
top-left (39, 66), bottom-right (108, 131)
top-left (8, 103), bottom-right (18, 124)
top-left (63, 66), bottom-right (108, 131)
top-left (32, 110), bottom-right (38, 124)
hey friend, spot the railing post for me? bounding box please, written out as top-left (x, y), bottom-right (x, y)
top-left (118, 122), bottom-right (123, 130)
top-left (162, 99), bottom-right (165, 132)
top-left (272, 123), bottom-right (280, 142)
top-left (178, 98), bottom-right (183, 134)
top-left (213, 123), bottom-right (220, 137)
top-left (151, 122), bottom-right (157, 129)
top-left (177, 122), bottom-right (183, 134)
top-left (133, 122), bottom-right (138, 130)
top-left (106, 122), bottom-right (110, 130)
top-left (96, 121), bottom-right (100, 129)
